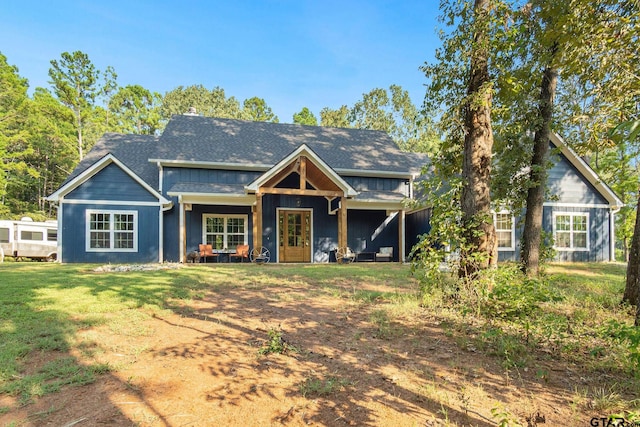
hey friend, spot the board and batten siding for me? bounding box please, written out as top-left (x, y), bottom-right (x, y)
top-left (60, 201), bottom-right (160, 263)
top-left (59, 164), bottom-right (162, 263)
top-left (498, 145), bottom-right (613, 263)
top-left (344, 176), bottom-right (410, 195)
top-left (162, 167), bottom-right (262, 190)
top-left (65, 163), bottom-right (158, 203)
top-left (547, 148), bottom-right (607, 205)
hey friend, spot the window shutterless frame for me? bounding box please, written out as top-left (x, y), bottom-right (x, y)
top-left (552, 212), bottom-right (589, 251)
top-left (202, 214), bottom-right (248, 250)
top-left (85, 210), bottom-right (138, 252)
top-left (493, 211), bottom-right (515, 251)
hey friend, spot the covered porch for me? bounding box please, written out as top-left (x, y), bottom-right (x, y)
top-left (171, 145), bottom-right (408, 263)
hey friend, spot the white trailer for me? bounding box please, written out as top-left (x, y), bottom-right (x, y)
top-left (0, 218), bottom-right (58, 262)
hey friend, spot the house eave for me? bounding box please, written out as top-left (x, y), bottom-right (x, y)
top-left (168, 191), bottom-right (255, 206)
top-left (150, 158), bottom-right (272, 172)
top-left (150, 159), bottom-right (416, 179)
top-left (46, 154), bottom-right (171, 206)
top-left (550, 133), bottom-right (624, 209)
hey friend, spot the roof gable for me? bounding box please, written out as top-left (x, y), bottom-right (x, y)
top-left (47, 153), bottom-right (170, 205)
top-left (550, 133), bottom-right (623, 208)
top-left (246, 144), bottom-right (358, 197)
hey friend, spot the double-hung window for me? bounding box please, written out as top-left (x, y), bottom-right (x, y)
top-left (493, 212), bottom-right (515, 251)
top-left (86, 210), bottom-right (138, 251)
top-left (553, 212), bottom-right (589, 250)
top-left (203, 214), bottom-right (248, 249)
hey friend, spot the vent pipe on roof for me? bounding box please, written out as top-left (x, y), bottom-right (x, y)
top-left (185, 107), bottom-right (198, 116)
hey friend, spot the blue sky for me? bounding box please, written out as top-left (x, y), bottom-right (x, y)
top-left (1, 1), bottom-right (441, 123)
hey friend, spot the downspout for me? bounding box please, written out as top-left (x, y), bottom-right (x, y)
top-left (179, 195), bottom-right (185, 263)
top-left (159, 200), bottom-right (174, 263)
top-left (56, 199), bottom-right (62, 263)
top-left (399, 210), bottom-right (406, 263)
top-left (610, 206), bottom-right (621, 262)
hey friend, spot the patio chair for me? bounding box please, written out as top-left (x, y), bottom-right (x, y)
top-left (375, 247), bottom-right (393, 262)
top-left (199, 244), bottom-right (219, 263)
top-left (229, 244), bottom-right (250, 263)
top-left (336, 247), bottom-right (356, 264)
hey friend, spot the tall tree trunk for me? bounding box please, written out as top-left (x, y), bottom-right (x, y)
top-left (458, 0), bottom-right (497, 278)
top-left (75, 107), bottom-right (83, 160)
top-left (623, 189), bottom-right (640, 306)
top-left (521, 63), bottom-right (558, 276)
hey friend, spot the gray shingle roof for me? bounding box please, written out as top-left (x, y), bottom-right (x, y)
top-left (166, 182), bottom-right (246, 194)
top-left (60, 115), bottom-right (430, 194)
top-left (156, 115), bottom-right (427, 175)
top-left (62, 133), bottom-right (160, 188)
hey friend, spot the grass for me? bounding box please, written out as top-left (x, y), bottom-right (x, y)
top-left (0, 261), bottom-right (638, 418)
top-left (298, 375), bottom-right (351, 397)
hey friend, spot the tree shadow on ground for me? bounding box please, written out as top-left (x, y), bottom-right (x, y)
top-left (0, 263), bottom-right (629, 426)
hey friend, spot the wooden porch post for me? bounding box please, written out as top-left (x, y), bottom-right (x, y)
top-left (299, 156), bottom-right (307, 190)
top-left (338, 196), bottom-right (347, 248)
top-left (253, 192), bottom-right (263, 250)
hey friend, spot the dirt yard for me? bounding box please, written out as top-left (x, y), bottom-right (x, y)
top-left (0, 266), bottom-right (624, 426)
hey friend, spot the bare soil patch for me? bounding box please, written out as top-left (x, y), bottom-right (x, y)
top-left (0, 265), bottom-right (625, 426)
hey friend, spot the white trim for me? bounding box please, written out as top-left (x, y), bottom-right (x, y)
top-left (552, 211), bottom-right (590, 252)
top-left (85, 209), bottom-right (138, 252)
top-left (245, 144), bottom-right (358, 197)
top-left (168, 192), bottom-right (255, 206)
top-left (335, 168), bottom-right (418, 179)
top-left (276, 208), bottom-right (314, 263)
top-left (399, 210), bottom-right (406, 262)
top-left (549, 133), bottom-right (623, 209)
top-left (157, 162), bottom-right (164, 193)
top-left (202, 213), bottom-right (249, 249)
top-left (57, 210), bottom-right (63, 263)
top-left (346, 199), bottom-right (405, 211)
top-left (60, 199), bottom-right (163, 207)
top-left (150, 159), bottom-right (272, 171)
top-left (543, 202), bottom-right (612, 209)
top-left (150, 158), bottom-right (417, 179)
top-left (179, 198), bottom-right (185, 262)
top-left (158, 205), bottom-right (164, 263)
top-left (493, 211), bottom-right (516, 251)
top-left (47, 154), bottom-right (171, 206)
top-left (610, 207), bottom-right (620, 261)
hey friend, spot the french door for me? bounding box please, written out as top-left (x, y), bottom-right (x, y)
top-left (278, 210), bottom-right (311, 262)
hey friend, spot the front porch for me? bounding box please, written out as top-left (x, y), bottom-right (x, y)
top-left (171, 145), bottom-right (408, 264)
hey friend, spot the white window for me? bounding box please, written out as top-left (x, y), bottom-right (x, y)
top-left (553, 212), bottom-right (589, 251)
top-left (203, 214), bottom-right (248, 249)
top-left (493, 211), bottom-right (515, 251)
top-left (86, 210), bottom-right (138, 252)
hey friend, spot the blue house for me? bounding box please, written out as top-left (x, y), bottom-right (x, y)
top-left (47, 114), bottom-right (428, 263)
top-left (46, 114), bottom-right (621, 264)
top-left (493, 133), bottom-right (623, 262)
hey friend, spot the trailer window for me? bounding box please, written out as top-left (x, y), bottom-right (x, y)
top-left (0, 227), bottom-right (9, 243)
top-left (47, 229), bottom-right (57, 241)
top-left (21, 230), bottom-right (44, 241)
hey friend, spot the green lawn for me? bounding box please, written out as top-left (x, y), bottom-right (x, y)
top-left (0, 261), bottom-right (638, 419)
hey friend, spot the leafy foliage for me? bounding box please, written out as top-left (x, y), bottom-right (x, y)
top-left (243, 96), bottom-right (279, 123)
top-left (257, 328), bottom-right (297, 355)
top-left (292, 106), bottom-right (318, 126)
